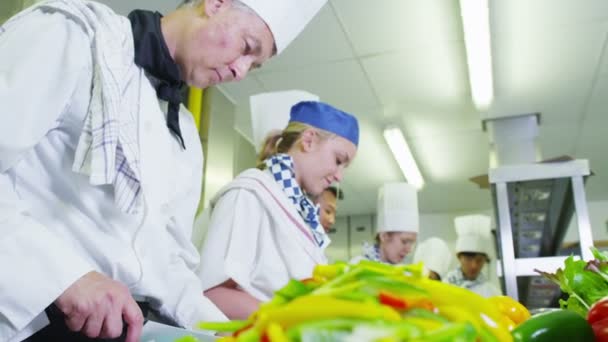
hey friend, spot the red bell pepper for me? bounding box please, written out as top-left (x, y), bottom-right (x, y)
top-left (588, 297), bottom-right (608, 342)
top-left (592, 318), bottom-right (608, 342)
top-left (378, 291), bottom-right (408, 310)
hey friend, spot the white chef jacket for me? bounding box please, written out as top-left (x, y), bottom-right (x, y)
top-left (467, 281), bottom-right (502, 298)
top-left (198, 169), bottom-right (328, 302)
top-left (0, 4), bottom-right (225, 341)
top-left (444, 268), bottom-right (502, 298)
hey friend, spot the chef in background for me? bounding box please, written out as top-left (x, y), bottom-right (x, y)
top-left (198, 96), bottom-right (359, 319)
top-left (413, 237), bottom-right (453, 281)
top-left (445, 215), bottom-right (502, 297)
top-left (316, 185), bottom-right (343, 233)
top-left (351, 182), bottom-right (418, 264)
top-left (191, 90), bottom-right (319, 252)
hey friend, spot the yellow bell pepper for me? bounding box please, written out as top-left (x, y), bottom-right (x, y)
top-left (402, 317), bottom-right (444, 331)
top-left (313, 263), bottom-right (348, 279)
top-left (488, 296), bottom-right (531, 325)
top-left (437, 305), bottom-right (513, 341)
top-left (266, 322), bottom-right (289, 342)
top-left (255, 295), bottom-right (401, 330)
top-left (217, 337), bottom-right (236, 342)
top-left (408, 277), bottom-right (512, 342)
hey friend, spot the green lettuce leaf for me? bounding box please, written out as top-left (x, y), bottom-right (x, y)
top-left (536, 249), bottom-right (608, 315)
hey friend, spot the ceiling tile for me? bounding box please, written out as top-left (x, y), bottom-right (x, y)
top-left (361, 42), bottom-right (469, 109)
top-left (331, 0), bottom-right (463, 56)
top-left (409, 131), bottom-right (490, 184)
top-left (255, 60), bottom-right (379, 115)
top-left (576, 119), bottom-right (608, 156)
top-left (418, 182), bottom-right (494, 214)
top-left (584, 76), bottom-right (608, 122)
top-left (492, 0), bottom-right (608, 35)
top-left (488, 87), bottom-right (590, 126)
top-left (492, 23), bottom-right (606, 124)
top-left (397, 109), bottom-right (481, 140)
top-left (250, 5), bottom-right (354, 72)
top-left (537, 123), bottom-right (579, 160)
top-left (344, 118), bottom-right (402, 185)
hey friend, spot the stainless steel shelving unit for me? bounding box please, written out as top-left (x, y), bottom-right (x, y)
top-left (489, 160), bottom-right (593, 303)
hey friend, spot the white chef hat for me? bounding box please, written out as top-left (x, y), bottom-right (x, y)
top-left (376, 182), bottom-right (419, 234)
top-left (240, 0), bottom-right (328, 54)
top-left (413, 237), bottom-right (453, 278)
top-left (454, 214), bottom-right (492, 256)
top-left (249, 90), bottom-right (319, 152)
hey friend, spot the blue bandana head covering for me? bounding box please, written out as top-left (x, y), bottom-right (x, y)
top-left (264, 154), bottom-right (331, 249)
top-left (289, 101), bottom-right (359, 146)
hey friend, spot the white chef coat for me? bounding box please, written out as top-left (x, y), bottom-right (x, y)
top-left (467, 282), bottom-right (502, 298)
top-left (198, 168), bottom-right (327, 302)
top-left (444, 268), bottom-right (502, 298)
top-left (0, 4), bottom-right (225, 341)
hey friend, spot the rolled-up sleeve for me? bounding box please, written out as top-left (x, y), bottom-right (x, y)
top-left (198, 189), bottom-right (267, 301)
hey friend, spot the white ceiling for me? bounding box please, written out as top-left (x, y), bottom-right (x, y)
top-left (97, 0), bottom-right (608, 215)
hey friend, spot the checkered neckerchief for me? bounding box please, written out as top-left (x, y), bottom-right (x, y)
top-left (264, 154), bottom-right (330, 248)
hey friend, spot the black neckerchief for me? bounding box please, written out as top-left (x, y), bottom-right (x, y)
top-left (128, 9), bottom-right (186, 149)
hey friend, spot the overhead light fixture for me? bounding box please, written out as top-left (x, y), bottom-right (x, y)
top-left (459, 0), bottom-right (494, 109)
top-left (383, 126), bottom-right (424, 190)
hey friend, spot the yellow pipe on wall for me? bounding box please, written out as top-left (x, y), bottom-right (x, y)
top-left (188, 87), bottom-right (204, 131)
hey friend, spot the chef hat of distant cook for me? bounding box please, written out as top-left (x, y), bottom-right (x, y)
top-left (240, 0), bottom-right (328, 54)
top-left (250, 90), bottom-right (319, 152)
top-left (413, 237), bottom-right (453, 278)
top-left (454, 214), bottom-right (492, 257)
top-left (376, 183), bottom-right (419, 234)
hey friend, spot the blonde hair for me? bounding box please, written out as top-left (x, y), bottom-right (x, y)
top-left (256, 122), bottom-right (333, 169)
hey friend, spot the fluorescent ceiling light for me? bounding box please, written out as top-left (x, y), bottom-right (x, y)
top-left (460, 0), bottom-right (493, 109)
top-left (383, 127), bottom-right (424, 190)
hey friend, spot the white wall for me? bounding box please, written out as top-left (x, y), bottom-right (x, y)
top-left (563, 199), bottom-right (608, 244)
top-left (201, 88), bottom-right (237, 209)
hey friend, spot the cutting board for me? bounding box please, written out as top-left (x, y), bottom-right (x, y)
top-left (140, 321), bottom-right (216, 342)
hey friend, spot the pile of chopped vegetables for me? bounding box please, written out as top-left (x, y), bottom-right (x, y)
top-left (197, 261), bottom-right (531, 342)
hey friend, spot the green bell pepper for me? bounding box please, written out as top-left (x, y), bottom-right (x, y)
top-left (511, 309), bottom-right (594, 342)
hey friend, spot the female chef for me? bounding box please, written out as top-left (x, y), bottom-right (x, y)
top-left (445, 215), bottom-right (502, 297)
top-left (197, 100), bottom-right (359, 319)
top-left (412, 237), bottom-right (453, 280)
top-left (350, 182), bottom-right (419, 265)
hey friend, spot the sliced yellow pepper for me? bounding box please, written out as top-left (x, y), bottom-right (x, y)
top-left (266, 322), bottom-right (289, 342)
top-left (255, 295), bottom-right (401, 330)
top-left (488, 296), bottom-right (531, 325)
top-left (408, 278), bottom-right (512, 342)
top-left (313, 263), bottom-right (348, 279)
top-left (402, 317), bottom-right (444, 331)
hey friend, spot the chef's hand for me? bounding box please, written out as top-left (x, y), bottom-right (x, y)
top-left (54, 271), bottom-right (144, 342)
